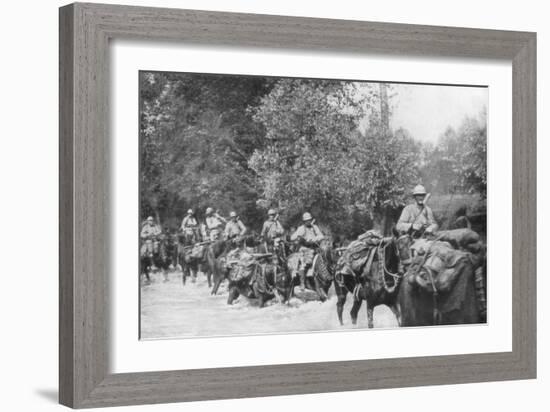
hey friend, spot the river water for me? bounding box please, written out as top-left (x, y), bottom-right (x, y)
top-left (140, 270), bottom-right (398, 340)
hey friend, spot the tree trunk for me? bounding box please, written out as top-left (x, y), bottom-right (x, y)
top-left (379, 83), bottom-right (390, 135)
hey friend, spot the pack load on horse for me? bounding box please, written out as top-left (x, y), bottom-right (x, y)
top-left (178, 239), bottom-right (213, 285)
top-left (221, 249), bottom-right (291, 307)
top-left (334, 229), bottom-right (403, 327)
top-left (394, 185), bottom-right (487, 325)
top-left (397, 235), bottom-right (482, 326)
top-left (335, 230), bottom-right (383, 279)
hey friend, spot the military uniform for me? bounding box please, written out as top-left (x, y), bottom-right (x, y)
top-left (396, 203), bottom-right (438, 234)
top-left (206, 215), bottom-right (226, 241)
top-left (224, 219), bottom-right (247, 240)
top-left (140, 223), bottom-right (161, 257)
top-left (181, 215), bottom-right (198, 231)
top-left (260, 219), bottom-right (285, 242)
top-left (291, 223), bottom-right (324, 267)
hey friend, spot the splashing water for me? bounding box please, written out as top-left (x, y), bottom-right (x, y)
top-left (140, 270), bottom-right (398, 340)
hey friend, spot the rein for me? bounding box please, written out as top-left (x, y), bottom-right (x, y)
top-left (377, 239), bottom-right (401, 293)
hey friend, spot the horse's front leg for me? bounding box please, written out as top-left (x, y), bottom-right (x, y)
top-left (313, 276), bottom-right (328, 302)
top-left (205, 264), bottom-right (212, 287)
top-left (211, 268), bottom-right (225, 295)
top-left (227, 286), bottom-right (240, 305)
top-left (335, 287), bottom-right (347, 326)
top-left (350, 299), bottom-right (362, 325)
top-left (181, 265), bottom-right (187, 285)
top-left (273, 288), bottom-right (283, 305)
top-left (367, 304), bottom-right (374, 328)
top-left (389, 304), bottom-right (402, 326)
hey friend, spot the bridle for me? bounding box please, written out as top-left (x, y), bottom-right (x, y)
top-left (377, 238), bottom-right (403, 293)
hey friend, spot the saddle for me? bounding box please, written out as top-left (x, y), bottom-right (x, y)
top-left (337, 230), bottom-right (382, 277)
top-left (409, 240), bottom-right (469, 293)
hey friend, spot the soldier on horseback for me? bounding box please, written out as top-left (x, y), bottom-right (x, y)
top-left (224, 211), bottom-right (247, 246)
top-left (205, 207), bottom-right (227, 241)
top-left (396, 184), bottom-right (438, 237)
top-left (260, 209), bottom-right (285, 253)
top-left (290, 212), bottom-right (325, 291)
top-left (140, 216), bottom-right (162, 258)
top-left (180, 209), bottom-right (199, 243)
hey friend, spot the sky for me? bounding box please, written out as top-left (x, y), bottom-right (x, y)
top-left (388, 83), bottom-right (487, 143)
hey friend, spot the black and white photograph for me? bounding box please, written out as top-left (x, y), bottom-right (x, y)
top-left (139, 71), bottom-right (488, 339)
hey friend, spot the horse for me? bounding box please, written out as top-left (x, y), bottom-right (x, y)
top-left (209, 235), bottom-right (261, 295)
top-left (226, 254), bottom-right (292, 308)
top-left (395, 231), bottom-right (483, 326)
top-left (334, 233), bottom-right (403, 327)
top-left (286, 238), bottom-right (336, 302)
top-left (177, 229), bottom-right (203, 285)
top-left (140, 236), bottom-right (171, 283)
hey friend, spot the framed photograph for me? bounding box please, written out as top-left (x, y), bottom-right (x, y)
top-left (59, 2), bottom-right (536, 408)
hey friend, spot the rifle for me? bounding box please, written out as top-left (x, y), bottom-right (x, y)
top-left (180, 240), bottom-right (212, 250)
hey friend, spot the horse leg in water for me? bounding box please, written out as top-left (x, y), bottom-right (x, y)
top-left (210, 263), bottom-right (226, 295)
top-left (141, 257), bottom-right (151, 283)
top-left (205, 264), bottom-right (212, 287)
top-left (227, 286), bottom-right (240, 305)
top-left (350, 299), bottom-right (363, 325)
top-left (389, 304), bottom-right (402, 326)
top-left (181, 264), bottom-right (188, 286)
top-left (334, 282), bottom-right (347, 326)
top-left (366, 303), bottom-right (374, 328)
top-left (190, 264), bottom-right (197, 283)
top-left (313, 276), bottom-right (328, 302)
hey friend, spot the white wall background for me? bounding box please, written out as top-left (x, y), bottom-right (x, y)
top-left (0, 0), bottom-right (545, 411)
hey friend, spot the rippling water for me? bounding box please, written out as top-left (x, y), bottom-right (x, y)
top-left (140, 270), bottom-right (398, 340)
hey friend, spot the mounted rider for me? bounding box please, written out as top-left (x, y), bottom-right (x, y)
top-left (396, 185), bottom-right (438, 237)
top-left (140, 216), bottom-right (162, 257)
top-left (260, 209), bottom-right (285, 252)
top-left (290, 212), bottom-right (325, 291)
top-left (224, 211), bottom-right (247, 246)
top-left (180, 209), bottom-right (199, 243)
top-left (205, 207), bottom-right (227, 241)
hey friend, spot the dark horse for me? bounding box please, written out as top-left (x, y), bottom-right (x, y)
top-left (396, 235), bottom-right (481, 326)
top-left (226, 255), bottom-right (293, 308)
top-left (286, 239), bottom-right (336, 302)
top-left (140, 236), bottom-right (172, 283)
top-left (210, 235), bottom-right (261, 295)
top-left (334, 233), bottom-right (403, 327)
top-left (177, 230), bottom-right (204, 285)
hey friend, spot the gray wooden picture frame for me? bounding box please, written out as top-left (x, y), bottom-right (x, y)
top-left (59, 2), bottom-right (536, 408)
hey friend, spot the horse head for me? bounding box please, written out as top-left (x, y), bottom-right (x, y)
top-left (393, 226), bottom-right (413, 268)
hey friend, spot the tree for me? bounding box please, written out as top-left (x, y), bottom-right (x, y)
top-left (139, 72), bottom-right (274, 228)
top-left (249, 79), bottom-right (421, 236)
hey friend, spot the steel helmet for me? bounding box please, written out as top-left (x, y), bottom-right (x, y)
top-left (267, 208), bottom-right (276, 216)
top-left (229, 211), bottom-right (237, 218)
top-left (412, 185), bottom-right (427, 196)
top-left (187, 209), bottom-right (193, 215)
top-left (205, 207), bottom-right (214, 215)
top-left (146, 216), bottom-right (154, 222)
top-left (302, 212), bottom-right (313, 222)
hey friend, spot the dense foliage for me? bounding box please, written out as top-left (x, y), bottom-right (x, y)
top-left (140, 72), bottom-right (487, 237)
